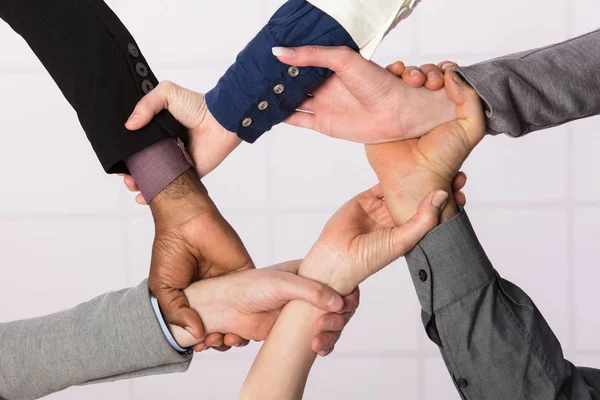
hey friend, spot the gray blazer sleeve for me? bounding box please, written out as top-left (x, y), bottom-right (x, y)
top-left (405, 209), bottom-right (600, 399)
top-left (456, 29), bottom-right (600, 137)
top-left (0, 280), bottom-right (192, 400)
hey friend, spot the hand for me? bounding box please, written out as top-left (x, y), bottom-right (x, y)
top-left (271, 46), bottom-right (456, 143)
top-left (126, 81), bottom-right (240, 185)
top-left (386, 60), bottom-right (459, 91)
top-left (297, 187), bottom-right (449, 296)
top-left (168, 260), bottom-right (360, 356)
top-left (149, 170), bottom-right (255, 340)
top-left (366, 69), bottom-right (485, 225)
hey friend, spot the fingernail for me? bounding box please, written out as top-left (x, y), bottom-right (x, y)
top-left (272, 47), bottom-right (296, 57)
top-left (441, 63), bottom-right (455, 72)
top-left (432, 191), bottom-right (449, 208)
top-left (322, 320), bottom-right (332, 330)
top-left (184, 326), bottom-right (197, 339)
top-left (427, 71), bottom-right (441, 81)
top-left (449, 70), bottom-right (464, 85)
top-left (126, 114), bottom-right (140, 125)
top-left (328, 295), bottom-right (343, 311)
top-left (410, 69), bottom-right (423, 76)
top-left (211, 340), bottom-right (223, 348)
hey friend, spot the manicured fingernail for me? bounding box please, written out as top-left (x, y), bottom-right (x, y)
top-left (410, 69), bottom-right (423, 76)
top-left (427, 71), bottom-right (441, 81)
top-left (272, 47), bottom-right (296, 57)
top-left (441, 63), bottom-right (455, 72)
top-left (126, 114), bottom-right (140, 125)
top-left (211, 340), bottom-right (223, 348)
top-left (449, 70), bottom-right (464, 85)
top-left (328, 295), bottom-right (343, 310)
top-left (432, 191), bottom-right (449, 208)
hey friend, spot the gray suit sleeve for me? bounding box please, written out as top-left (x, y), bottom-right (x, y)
top-left (405, 209), bottom-right (600, 399)
top-left (456, 29), bottom-right (600, 137)
top-left (0, 280), bottom-right (192, 400)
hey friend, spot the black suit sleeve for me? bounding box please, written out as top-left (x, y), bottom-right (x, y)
top-left (0, 0), bottom-right (187, 173)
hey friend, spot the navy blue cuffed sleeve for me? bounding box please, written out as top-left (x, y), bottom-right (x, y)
top-left (205, 0), bottom-right (358, 143)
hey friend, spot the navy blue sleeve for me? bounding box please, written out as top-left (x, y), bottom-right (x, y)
top-left (205, 0), bottom-right (358, 143)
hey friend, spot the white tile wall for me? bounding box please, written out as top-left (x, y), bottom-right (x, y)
top-left (1, 0), bottom-right (597, 399)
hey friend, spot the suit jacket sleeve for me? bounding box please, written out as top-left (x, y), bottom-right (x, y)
top-left (405, 209), bottom-right (600, 399)
top-left (456, 29), bottom-right (600, 138)
top-left (0, 280), bottom-right (192, 400)
top-left (0, 0), bottom-right (187, 173)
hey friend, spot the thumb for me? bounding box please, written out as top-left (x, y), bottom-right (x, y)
top-left (444, 71), bottom-right (486, 144)
top-left (390, 190), bottom-right (448, 255)
top-left (272, 45), bottom-right (362, 74)
top-left (276, 273), bottom-right (345, 312)
top-left (155, 288), bottom-right (205, 340)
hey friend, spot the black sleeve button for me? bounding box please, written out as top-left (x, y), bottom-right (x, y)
top-left (457, 378), bottom-right (468, 388)
top-left (418, 269), bottom-right (428, 282)
top-left (135, 62), bottom-right (149, 77)
top-left (141, 80), bottom-right (154, 94)
top-left (127, 43), bottom-right (140, 58)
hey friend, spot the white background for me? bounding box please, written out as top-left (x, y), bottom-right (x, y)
top-left (1, 0), bottom-right (599, 399)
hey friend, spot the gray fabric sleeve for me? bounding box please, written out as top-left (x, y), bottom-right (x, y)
top-left (0, 280), bottom-right (192, 400)
top-left (405, 209), bottom-right (600, 399)
top-left (456, 29), bottom-right (600, 138)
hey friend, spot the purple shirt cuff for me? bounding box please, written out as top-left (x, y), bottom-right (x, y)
top-left (124, 138), bottom-right (193, 203)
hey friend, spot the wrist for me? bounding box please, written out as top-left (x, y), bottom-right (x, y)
top-left (150, 169), bottom-right (216, 227)
top-left (298, 251), bottom-right (356, 296)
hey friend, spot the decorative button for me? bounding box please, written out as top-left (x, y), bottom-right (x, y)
top-left (288, 66), bottom-right (300, 78)
top-left (127, 43), bottom-right (139, 58)
top-left (242, 117), bottom-right (253, 128)
top-left (141, 80), bottom-right (154, 94)
top-left (258, 101), bottom-right (269, 111)
top-left (457, 378), bottom-right (468, 388)
top-left (273, 84), bottom-right (285, 95)
top-left (135, 62), bottom-right (149, 77)
top-left (418, 269), bottom-right (428, 282)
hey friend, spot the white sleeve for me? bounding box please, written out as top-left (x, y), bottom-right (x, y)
top-left (307, 0), bottom-right (421, 59)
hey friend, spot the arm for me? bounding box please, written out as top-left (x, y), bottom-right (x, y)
top-left (0, 281), bottom-right (191, 400)
top-left (239, 188), bottom-right (447, 399)
top-left (456, 29), bottom-right (600, 137)
top-left (368, 70), bottom-right (600, 399)
top-left (405, 209), bottom-right (600, 399)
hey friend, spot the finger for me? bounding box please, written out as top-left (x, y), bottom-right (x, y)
top-left (369, 184), bottom-right (385, 200)
top-left (452, 172), bottom-right (467, 193)
top-left (277, 273), bottom-right (344, 312)
top-left (284, 111), bottom-right (315, 130)
top-left (125, 81), bottom-right (176, 130)
top-left (135, 193), bottom-right (148, 206)
top-left (341, 287), bottom-right (360, 313)
top-left (205, 332), bottom-right (225, 348)
top-left (210, 345), bottom-right (232, 353)
top-left (224, 333), bottom-right (245, 347)
top-left (317, 313), bottom-right (347, 332)
top-left (237, 339), bottom-right (251, 348)
top-left (123, 175), bottom-right (139, 192)
top-left (438, 60), bottom-right (459, 73)
top-left (390, 190), bottom-right (448, 255)
top-left (419, 64), bottom-right (444, 91)
top-left (444, 71), bottom-right (486, 145)
top-left (400, 66), bottom-right (426, 87)
top-left (155, 289), bottom-right (205, 340)
top-left (272, 45), bottom-right (363, 75)
top-left (193, 342), bottom-right (208, 352)
top-left (264, 259), bottom-right (303, 274)
top-left (455, 191), bottom-right (467, 207)
top-left (385, 61), bottom-right (406, 76)
top-left (312, 332), bottom-right (341, 354)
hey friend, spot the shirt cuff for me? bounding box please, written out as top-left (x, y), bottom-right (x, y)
top-left (205, 0), bottom-right (358, 143)
top-left (405, 208), bottom-right (496, 316)
top-left (150, 294), bottom-right (192, 354)
top-left (124, 138), bottom-right (193, 203)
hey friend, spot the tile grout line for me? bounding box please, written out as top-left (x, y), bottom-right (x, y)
top-left (565, 0), bottom-right (576, 358)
